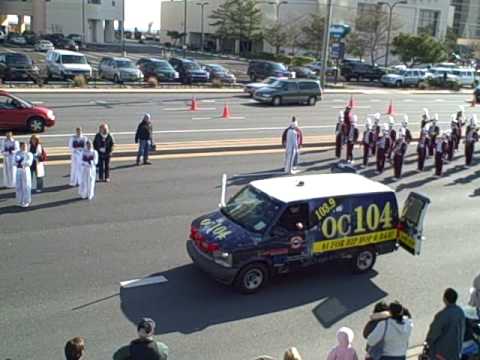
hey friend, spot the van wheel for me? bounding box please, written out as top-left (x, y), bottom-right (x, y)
top-left (395, 80), bottom-right (402, 88)
top-left (234, 262), bottom-right (269, 294)
top-left (351, 248), bottom-right (376, 273)
top-left (272, 96), bottom-right (282, 106)
top-left (307, 96), bottom-right (317, 106)
top-left (27, 117), bottom-right (45, 133)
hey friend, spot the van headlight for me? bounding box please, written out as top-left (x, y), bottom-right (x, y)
top-left (213, 251), bottom-right (232, 267)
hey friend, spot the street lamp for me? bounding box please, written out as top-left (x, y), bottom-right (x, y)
top-left (183, 0), bottom-right (188, 57)
top-left (378, 0), bottom-right (407, 67)
top-left (266, 1), bottom-right (288, 21)
top-left (196, 2), bottom-right (209, 52)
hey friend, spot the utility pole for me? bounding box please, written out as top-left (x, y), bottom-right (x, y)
top-left (121, 0), bottom-right (126, 56)
top-left (320, 0), bottom-right (333, 88)
top-left (82, 0), bottom-right (86, 44)
top-left (197, 2), bottom-right (209, 52)
top-left (183, 0), bottom-right (188, 57)
top-left (378, 0), bottom-right (407, 67)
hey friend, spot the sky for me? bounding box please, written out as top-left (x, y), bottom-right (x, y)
top-left (125, 0), bottom-right (161, 32)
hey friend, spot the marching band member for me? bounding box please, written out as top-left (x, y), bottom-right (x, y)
top-left (2, 131), bottom-right (19, 188)
top-left (420, 108), bottom-right (431, 130)
top-left (417, 128), bottom-right (428, 172)
top-left (335, 111), bottom-right (343, 159)
top-left (79, 141), bottom-right (98, 200)
top-left (428, 114), bottom-right (440, 157)
top-left (346, 115), bottom-right (359, 163)
top-left (401, 115), bottom-right (413, 144)
top-left (362, 118), bottom-right (375, 167)
top-left (386, 116), bottom-right (396, 162)
top-left (68, 127), bottom-right (88, 187)
top-left (15, 142), bottom-right (34, 208)
top-left (372, 113), bottom-right (381, 156)
top-left (456, 105), bottom-right (466, 150)
top-left (447, 115), bottom-right (459, 162)
top-left (393, 129), bottom-right (408, 180)
top-left (376, 124), bottom-right (390, 174)
top-left (434, 132), bottom-right (449, 177)
top-left (465, 115), bottom-right (479, 167)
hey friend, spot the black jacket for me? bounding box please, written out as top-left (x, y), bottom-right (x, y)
top-left (93, 133), bottom-right (114, 156)
top-left (135, 121), bottom-right (152, 142)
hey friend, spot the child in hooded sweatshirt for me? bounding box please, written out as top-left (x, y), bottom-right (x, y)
top-left (363, 301), bottom-right (391, 360)
top-left (327, 327), bottom-right (358, 360)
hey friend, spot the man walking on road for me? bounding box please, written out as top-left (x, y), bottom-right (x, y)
top-left (335, 112), bottom-right (344, 159)
top-left (283, 118), bottom-right (300, 175)
top-left (425, 288), bottom-right (465, 360)
top-left (135, 113), bottom-right (153, 166)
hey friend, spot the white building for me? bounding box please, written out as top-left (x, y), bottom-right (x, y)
top-left (160, 0), bottom-right (453, 54)
top-left (0, 0), bottom-right (124, 43)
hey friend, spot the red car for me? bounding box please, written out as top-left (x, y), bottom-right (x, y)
top-left (0, 90), bottom-right (55, 133)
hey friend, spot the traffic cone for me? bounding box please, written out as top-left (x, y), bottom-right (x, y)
top-left (222, 104), bottom-right (231, 119)
top-left (386, 100), bottom-right (395, 115)
top-left (347, 95), bottom-right (355, 109)
top-left (190, 97), bottom-right (198, 111)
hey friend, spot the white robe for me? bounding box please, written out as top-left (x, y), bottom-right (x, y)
top-left (2, 139), bottom-right (19, 188)
top-left (284, 127), bottom-right (299, 174)
top-left (79, 149), bottom-right (98, 200)
top-left (68, 135), bottom-right (88, 186)
top-left (15, 151), bottom-right (34, 207)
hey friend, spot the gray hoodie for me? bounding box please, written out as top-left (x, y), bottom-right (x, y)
top-left (367, 317), bottom-right (413, 357)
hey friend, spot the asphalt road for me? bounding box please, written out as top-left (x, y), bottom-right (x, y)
top-left (5, 91), bottom-right (480, 148)
top-left (1, 145), bottom-right (479, 360)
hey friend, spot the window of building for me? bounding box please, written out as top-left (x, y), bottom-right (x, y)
top-left (418, 9), bottom-right (440, 37)
top-left (88, 0), bottom-right (102, 4)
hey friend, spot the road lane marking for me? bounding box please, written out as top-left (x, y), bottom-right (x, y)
top-left (120, 275), bottom-right (168, 289)
top-left (163, 107), bottom-right (216, 111)
top-left (192, 117), bottom-right (212, 120)
top-left (370, 99), bottom-right (381, 102)
top-left (201, 100), bottom-right (216, 103)
top-left (332, 105), bottom-right (371, 109)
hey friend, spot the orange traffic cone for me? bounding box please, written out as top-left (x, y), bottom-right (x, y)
top-left (190, 97), bottom-right (198, 111)
top-left (222, 104), bottom-right (231, 119)
top-left (386, 100), bottom-right (395, 115)
top-left (347, 95), bottom-right (355, 109)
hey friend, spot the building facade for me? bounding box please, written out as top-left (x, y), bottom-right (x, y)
top-left (0, 0), bottom-right (124, 43)
top-left (451, 0), bottom-right (480, 39)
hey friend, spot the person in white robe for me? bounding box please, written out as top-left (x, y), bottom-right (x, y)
top-left (284, 123), bottom-right (299, 175)
top-left (15, 142), bottom-right (34, 208)
top-left (2, 132), bottom-right (19, 188)
top-left (79, 141), bottom-right (98, 200)
top-left (68, 127), bottom-right (88, 186)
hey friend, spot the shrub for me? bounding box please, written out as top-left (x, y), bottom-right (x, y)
top-left (291, 56), bottom-right (315, 66)
top-left (211, 78), bottom-right (224, 88)
top-left (274, 54), bottom-right (291, 65)
top-left (146, 76), bottom-right (158, 88)
top-left (72, 75), bottom-right (87, 88)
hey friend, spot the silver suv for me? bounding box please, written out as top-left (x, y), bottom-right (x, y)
top-left (98, 57), bottom-right (143, 83)
top-left (381, 68), bottom-right (431, 87)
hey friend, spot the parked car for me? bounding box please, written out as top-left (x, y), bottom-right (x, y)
top-left (243, 76), bottom-right (288, 97)
top-left (0, 90), bottom-right (56, 132)
top-left (381, 69), bottom-right (431, 87)
top-left (341, 62), bottom-right (385, 81)
top-left (451, 68), bottom-right (477, 87)
top-left (22, 31), bottom-right (38, 45)
top-left (169, 57), bottom-right (209, 84)
top-left (34, 40), bottom-right (55, 52)
top-left (42, 33), bottom-right (65, 47)
top-left (204, 64), bottom-right (236, 83)
top-left (8, 33), bottom-right (27, 46)
top-left (306, 62), bottom-right (339, 77)
top-left (247, 60), bottom-right (292, 81)
top-left (0, 30), bottom-right (5, 43)
top-left (45, 49), bottom-right (92, 81)
top-left (56, 38), bottom-right (79, 52)
top-left (67, 33), bottom-right (84, 46)
top-left (253, 79), bottom-right (322, 106)
top-left (136, 58), bottom-right (179, 82)
top-left (289, 66), bottom-right (318, 79)
top-left (428, 67), bottom-right (460, 82)
top-left (98, 57), bottom-right (144, 83)
top-left (0, 52), bottom-right (41, 83)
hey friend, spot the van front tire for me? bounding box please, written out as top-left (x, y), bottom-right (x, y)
top-left (351, 248), bottom-right (376, 274)
top-left (234, 262), bottom-right (269, 294)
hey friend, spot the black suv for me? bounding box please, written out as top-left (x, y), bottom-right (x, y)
top-left (253, 79), bottom-right (322, 106)
top-left (137, 58), bottom-right (178, 82)
top-left (168, 57), bottom-right (209, 84)
top-left (0, 52), bottom-right (41, 83)
top-left (247, 60), bottom-right (291, 81)
top-left (341, 61), bottom-right (385, 82)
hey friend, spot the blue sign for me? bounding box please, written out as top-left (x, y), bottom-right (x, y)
top-left (330, 24), bottom-right (351, 39)
top-left (331, 43), bottom-right (345, 60)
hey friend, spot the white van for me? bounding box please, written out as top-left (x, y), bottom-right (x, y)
top-left (45, 49), bottom-right (92, 81)
top-left (451, 68), bottom-right (477, 87)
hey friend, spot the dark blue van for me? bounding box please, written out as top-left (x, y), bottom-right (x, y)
top-left (187, 174), bottom-right (430, 293)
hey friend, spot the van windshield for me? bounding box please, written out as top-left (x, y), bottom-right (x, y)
top-left (221, 185), bottom-right (282, 234)
top-left (61, 55), bottom-right (87, 64)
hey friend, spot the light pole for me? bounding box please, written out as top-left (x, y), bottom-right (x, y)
top-left (320, 0), bottom-right (333, 88)
top-left (121, 0), bottom-right (126, 56)
top-left (196, 2), bottom-right (209, 52)
top-left (183, 0), bottom-right (188, 57)
top-left (266, 1), bottom-right (288, 21)
top-left (82, 0), bottom-right (86, 43)
top-left (378, 0), bottom-right (407, 67)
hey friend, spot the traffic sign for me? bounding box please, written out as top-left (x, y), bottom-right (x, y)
top-left (331, 42), bottom-right (345, 60)
top-left (330, 24), bottom-right (351, 39)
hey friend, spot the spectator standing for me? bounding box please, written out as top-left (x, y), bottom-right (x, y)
top-left (68, 127), bottom-right (88, 186)
top-left (282, 117), bottom-right (303, 170)
top-left (327, 327), bottom-right (358, 360)
top-left (367, 302), bottom-right (413, 360)
top-left (65, 337), bottom-right (85, 360)
top-left (113, 318), bottom-right (168, 360)
top-left (15, 142), bottom-right (34, 208)
top-left (425, 288), bottom-right (466, 360)
top-left (283, 119), bottom-right (300, 175)
top-left (2, 131), bottom-right (19, 188)
top-left (29, 135), bottom-right (45, 192)
top-left (78, 141), bottom-right (98, 201)
top-left (135, 113), bottom-right (153, 166)
top-left (93, 123), bottom-right (115, 183)
top-left (363, 301), bottom-right (391, 360)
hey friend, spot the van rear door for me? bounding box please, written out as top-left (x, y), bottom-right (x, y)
top-left (398, 192), bottom-right (431, 255)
